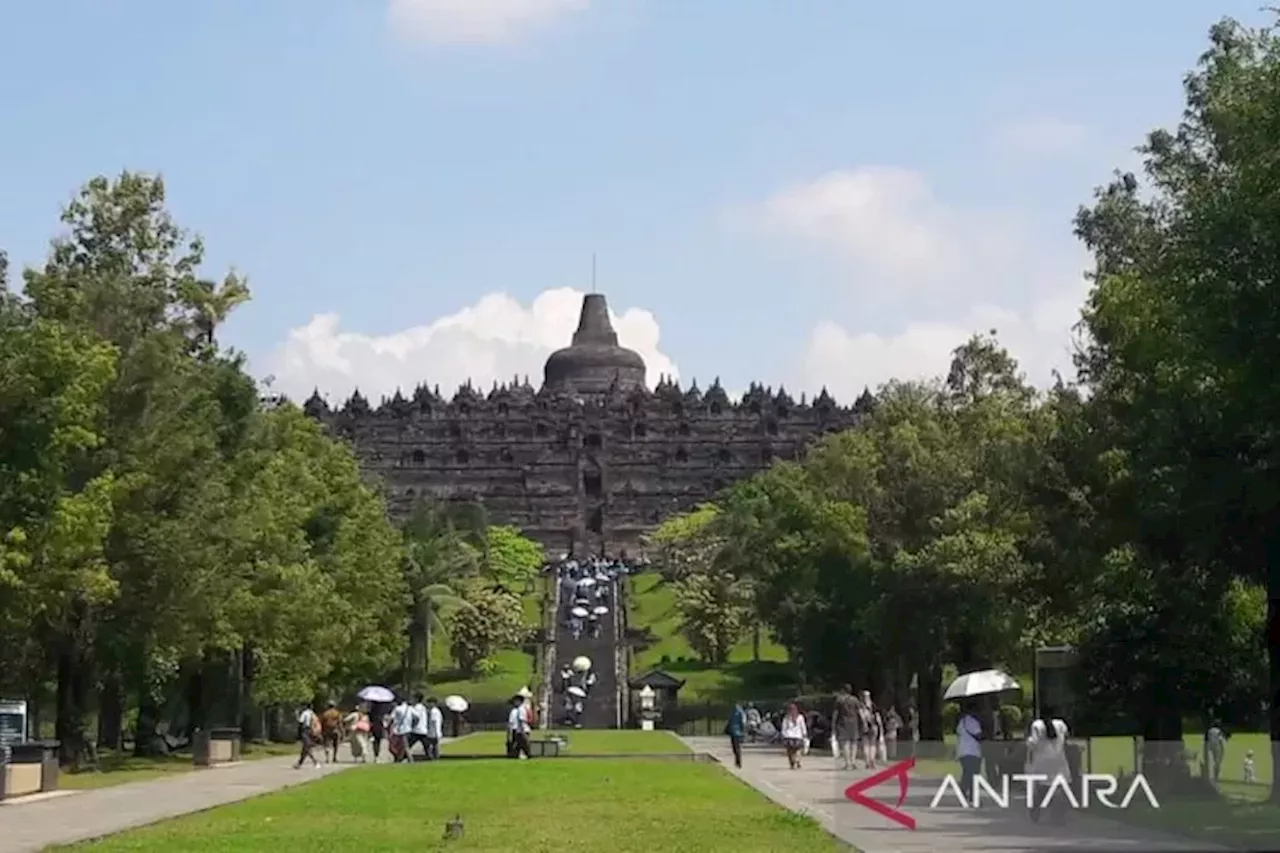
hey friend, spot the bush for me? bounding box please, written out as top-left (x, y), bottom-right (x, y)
top-left (999, 704), bottom-right (1024, 734)
top-left (941, 702), bottom-right (959, 734)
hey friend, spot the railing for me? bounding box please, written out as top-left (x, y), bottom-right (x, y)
top-left (538, 572), bottom-right (560, 730)
top-left (613, 577), bottom-right (626, 729)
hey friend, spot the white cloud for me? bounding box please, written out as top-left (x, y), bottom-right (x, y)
top-left (265, 287), bottom-right (678, 404)
top-left (388, 0), bottom-right (588, 45)
top-left (749, 166), bottom-right (1020, 293)
top-left (798, 277), bottom-right (1090, 400)
top-left (749, 166), bottom-right (1090, 395)
top-left (989, 116), bottom-right (1090, 158)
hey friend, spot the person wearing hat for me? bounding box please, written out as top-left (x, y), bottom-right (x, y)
top-left (517, 687), bottom-right (536, 731)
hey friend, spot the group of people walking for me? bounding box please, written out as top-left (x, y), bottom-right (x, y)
top-left (294, 692), bottom-right (445, 768)
top-left (726, 688), bottom-right (911, 772)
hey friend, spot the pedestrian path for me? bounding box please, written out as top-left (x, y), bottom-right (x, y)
top-left (681, 737), bottom-right (1227, 853)
top-left (0, 749), bottom-right (361, 852)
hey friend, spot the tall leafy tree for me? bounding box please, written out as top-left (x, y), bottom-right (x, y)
top-left (1074, 16), bottom-right (1280, 796)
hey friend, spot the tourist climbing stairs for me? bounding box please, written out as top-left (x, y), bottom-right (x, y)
top-left (552, 562), bottom-right (621, 729)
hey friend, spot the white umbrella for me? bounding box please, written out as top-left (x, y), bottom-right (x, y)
top-left (444, 695), bottom-right (469, 713)
top-left (592, 605), bottom-right (609, 615)
top-left (357, 685), bottom-right (395, 703)
top-left (943, 669), bottom-right (1020, 700)
top-left (574, 597), bottom-right (590, 606)
top-left (578, 577), bottom-right (596, 587)
top-left (571, 606), bottom-right (589, 618)
top-left (572, 655), bottom-right (592, 672)
top-left (567, 685), bottom-right (587, 697)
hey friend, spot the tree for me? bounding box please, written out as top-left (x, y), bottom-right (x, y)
top-left (483, 525), bottom-right (544, 591)
top-left (1, 173), bottom-right (411, 760)
top-left (402, 502), bottom-right (482, 688)
top-left (1073, 16), bottom-right (1280, 797)
top-left (446, 582), bottom-right (527, 676)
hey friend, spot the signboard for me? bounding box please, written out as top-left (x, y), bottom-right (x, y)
top-left (1033, 646), bottom-right (1078, 721)
top-left (0, 699), bottom-right (28, 748)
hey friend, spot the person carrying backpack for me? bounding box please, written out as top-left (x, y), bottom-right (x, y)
top-left (295, 702), bottom-right (321, 769)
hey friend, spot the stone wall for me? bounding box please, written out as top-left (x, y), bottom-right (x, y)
top-left (307, 377), bottom-right (870, 556)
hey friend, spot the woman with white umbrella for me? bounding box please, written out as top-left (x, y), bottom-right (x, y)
top-left (944, 669), bottom-right (1020, 799)
top-left (357, 685), bottom-right (395, 762)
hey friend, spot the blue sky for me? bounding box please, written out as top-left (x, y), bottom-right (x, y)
top-left (1, 0), bottom-right (1267, 403)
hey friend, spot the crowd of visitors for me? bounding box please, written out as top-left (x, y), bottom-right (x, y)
top-left (293, 691), bottom-right (447, 768)
top-left (725, 688), bottom-right (912, 772)
top-left (554, 554), bottom-right (627, 641)
top-left (552, 554), bottom-right (634, 726)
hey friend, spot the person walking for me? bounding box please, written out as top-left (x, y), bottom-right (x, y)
top-left (1205, 723), bottom-right (1227, 782)
top-left (294, 702), bottom-right (321, 769)
top-left (1026, 710), bottom-right (1070, 824)
top-left (725, 701), bottom-right (747, 768)
top-left (780, 702), bottom-right (809, 770)
top-left (832, 685), bottom-right (861, 770)
top-left (425, 696), bottom-right (444, 760)
top-left (319, 701), bottom-right (343, 763)
top-left (745, 703), bottom-right (762, 743)
top-left (407, 692), bottom-right (430, 761)
top-left (884, 706), bottom-right (902, 761)
top-left (369, 702), bottom-right (387, 762)
top-left (389, 695), bottom-right (412, 763)
top-left (344, 705), bottom-right (372, 763)
top-left (507, 694), bottom-right (531, 759)
top-left (955, 701), bottom-right (984, 800)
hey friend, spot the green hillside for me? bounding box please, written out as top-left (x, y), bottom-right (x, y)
top-left (625, 571), bottom-right (797, 704)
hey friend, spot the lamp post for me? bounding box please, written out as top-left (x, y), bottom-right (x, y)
top-left (639, 685), bottom-right (656, 732)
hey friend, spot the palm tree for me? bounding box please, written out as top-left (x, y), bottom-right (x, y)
top-left (410, 581), bottom-right (473, 689)
top-left (181, 272), bottom-right (250, 348)
top-left (401, 501), bottom-right (486, 689)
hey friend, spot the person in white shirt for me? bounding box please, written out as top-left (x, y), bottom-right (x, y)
top-left (1204, 723), bottom-right (1226, 781)
top-left (389, 696), bottom-right (412, 763)
top-left (506, 694), bottom-right (531, 759)
top-left (407, 692), bottom-right (430, 761)
top-left (780, 702), bottom-right (809, 770)
top-left (294, 703), bottom-right (320, 769)
top-left (1026, 711), bottom-right (1070, 824)
top-left (955, 702), bottom-right (984, 798)
top-left (424, 697), bottom-right (445, 760)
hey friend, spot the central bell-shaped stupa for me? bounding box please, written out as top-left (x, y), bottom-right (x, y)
top-left (542, 293), bottom-right (646, 396)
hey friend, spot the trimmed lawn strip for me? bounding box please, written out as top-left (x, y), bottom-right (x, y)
top-left (62, 760), bottom-right (848, 851)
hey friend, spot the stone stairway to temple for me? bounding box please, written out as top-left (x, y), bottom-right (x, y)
top-left (553, 572), bottom-right (620, 729)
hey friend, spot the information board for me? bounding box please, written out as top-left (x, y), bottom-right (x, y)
top-left (0, 699), bottom-right (28, 748)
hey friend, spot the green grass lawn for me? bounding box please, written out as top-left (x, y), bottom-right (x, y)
top-left (63, 760), bottom-right (845, 852)
top-left (58, 742), bottom-right (300, 790)
top-left (627, 572), bottom-right (796, 704)
top-left (444, 729), bottom-right (689, 756)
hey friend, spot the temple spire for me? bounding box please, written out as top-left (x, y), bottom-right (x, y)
top-left (571, 293), bottom-right (619, 347)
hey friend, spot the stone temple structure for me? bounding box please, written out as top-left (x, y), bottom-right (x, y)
top-left (305, 293), bottom-right (870, 555)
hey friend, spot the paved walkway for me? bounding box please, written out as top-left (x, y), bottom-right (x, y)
top-left (0, 748), bottom-right (366, 852)
top-left (681, 737), bottom-right (1228, 853)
